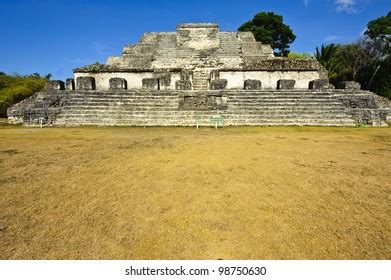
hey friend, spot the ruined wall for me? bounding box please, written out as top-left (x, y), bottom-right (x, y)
top-left (100, 24), bottom-right (276, 71)
top-left (73, 23), bottom-right (323, 91)
top-left (176, 23), bottom-right (220, 50)
top-left (74, 72), bottom-right (181, 90)
top-left (219, 71), bottom-right (321, 89)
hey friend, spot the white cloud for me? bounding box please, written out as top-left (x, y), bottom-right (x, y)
top-left (323, 35), bottom-right (339, 42)
top-left (335, 0), bottom-right (357, 13)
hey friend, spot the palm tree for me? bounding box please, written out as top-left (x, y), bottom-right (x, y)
top-left (315, 44), bottom-right (342, 79)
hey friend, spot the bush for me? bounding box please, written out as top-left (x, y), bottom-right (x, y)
top-left (371, 59), bottom-right (391, 99)
top-left (287, 52), bottom-right (313, 59)
top-left (0, 73), bottom-right (48, 117)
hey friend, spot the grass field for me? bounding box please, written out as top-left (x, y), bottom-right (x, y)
top-left (0, 124), bottom-right (390, 259)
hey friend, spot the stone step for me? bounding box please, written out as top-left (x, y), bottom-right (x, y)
top-left (57, 113), bottom-right (353, 120)
top-left (64, 103), bottom-right (346, 109)
top-left (65, 96), bottom-right (343, 101)
top-left (55, 119), bottom-right (355, 127)
top-left (66, 98), bottom-right (339, 103)
top-left (56, 115), bottom-right (355, 123)
top-left (63, 104), bottom-right (346, 110)
top-left (63, 106), bottom-right (347, 113)
top-left (65, 100), bottom-right (178, 105)
top-left (50, 90), bottom-right (360, 127)
top-left (65, 93), bottom-right (339, 99)
top-left (65, 90), bottom-right (338, 95)
top-left (228, 103), bottom-right (345, 107)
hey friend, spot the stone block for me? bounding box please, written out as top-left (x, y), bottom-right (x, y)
top-left (76, 77), bottom-right (96, 90)
top-left (244, 79), bottom-right (262, 90)
top-left (338, 81), bottom-right (361, 90)
top-left (309, 79), bottom-right (330, 90)
top-left (210, 70), bottom-right (220, 80)
top-left (179, 92), bottom-right (227, 110)
top-left (210, 79), bottom-right (227, 90)
top-left (65, 78), bottom-right (75, 90)
top-left (277, 79), bottom-right (295, 90)
top-left (109, 78), bottom-right (127, 90)
top-left (44, 80), bottom-right (65, 91)
top-left (176, 23), bottom-right (219, 50)
top-left (158, 74), bottom-right (171, 90)
top-left (175, 80), bottom-right (192, 90)
top-left (142, 78), bottom-right (159, 90)
top-left (180, 70), bottom-right (193, 81)
top-left (242, 42), bottom-right (274, 58)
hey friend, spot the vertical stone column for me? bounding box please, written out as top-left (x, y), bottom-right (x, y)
top-left (158, 74), bottom-right (171, 90)
top-left (175, 70), bottom-right (193, 90)
top-left (66, 78), bottom-right (75, 90)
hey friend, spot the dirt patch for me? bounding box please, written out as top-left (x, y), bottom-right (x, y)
top-left (0, 149), bottom-right (19, 155)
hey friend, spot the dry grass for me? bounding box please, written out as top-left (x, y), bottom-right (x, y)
top-left (0, 125), bottom-right (390, 260)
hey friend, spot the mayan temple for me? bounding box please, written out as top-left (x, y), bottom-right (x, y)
top-left (8, 23), bottom-right (389, 126)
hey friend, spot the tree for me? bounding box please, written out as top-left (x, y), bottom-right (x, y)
top-left (334, 43), bottom-right (369, 81)
top-left (365, 11), bottom-right (391, 43)
top-left (0, 73), bottom-right (46, 117)
top-left (238, 12), bottom-right (296, 57)
top-left (313, 12), bottom-right (391, 99)
top-left (315, 44), bottom-right (342, 79)
top-left (363, 11), bottom-right (391, 98)
top-left (287, 52), bottom-right (313, 59)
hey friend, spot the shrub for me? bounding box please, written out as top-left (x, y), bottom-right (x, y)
top-left (0, 73), bottom-right (48, 117)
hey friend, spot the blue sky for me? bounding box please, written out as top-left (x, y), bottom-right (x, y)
top-left (0, 0), bottom-right (389, 80)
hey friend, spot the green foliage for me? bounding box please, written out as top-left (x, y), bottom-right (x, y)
top-left (238, 12), bottom-right (296, 57)
top-left (334, 43), bottom-right (369, 81)
top-left (365, 11), bottom-right (391, 42)
top-left (369, 58), bottom-right (391, 99)
top-left (315, 44), bottom-right (344, 79)
top-left (0, 72), bottom-right (48, 117)
top-left (358, 11), bottom-right (391, 99)
top-left (287, 52), bottom-right (313, 59)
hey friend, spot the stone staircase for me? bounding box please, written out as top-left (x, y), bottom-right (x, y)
top-left (192, 70), bottom-right (210, 90)
top-left (151, 32), bottom-right (244, 69)
top-left (53, 90), bottom-right (358, 127)
top-left (225, 91), bottom-right (355, 126)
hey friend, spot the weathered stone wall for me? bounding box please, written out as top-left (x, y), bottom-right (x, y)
top-left (7, 91), bottom-right (68, 124)
top-left (219, 71), bottom-right (321, 89)
top-left (75, 23), bottom-right (323, 91)
top-left (74, 72), bottom-right (181, 90)
top-left (102, 23), bottom-right (276, 71)
top-left (73, 69), bottom-right (321, 90)
top-left (176, 23), bottom-right (220, 50)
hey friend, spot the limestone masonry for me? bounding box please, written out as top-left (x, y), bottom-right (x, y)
top-left (8, 23), bottom-right (390, 126)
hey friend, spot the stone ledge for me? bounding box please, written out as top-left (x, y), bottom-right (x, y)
top-left (177, 23), bottom-right (219, 29)
top-left (242, 58), bottom-right (321, 71)
top-left (74, 63), bottom-right (182, 73)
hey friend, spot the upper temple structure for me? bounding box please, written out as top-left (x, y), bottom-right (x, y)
top-left (73, 23), bottom-right (324, 91)
top-left (7, 23), bottom-right (390, 127)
